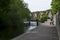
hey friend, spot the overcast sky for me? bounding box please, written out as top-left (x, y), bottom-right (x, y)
top-left (24, 0), bottom-right (52, 12)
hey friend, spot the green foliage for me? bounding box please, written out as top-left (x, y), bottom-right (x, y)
top-left (51, 0), bottom-right (60, 14)
top-left (40, 14), bottom-right (49, 23)
top-left (0, 0), bottom-right (30, 40)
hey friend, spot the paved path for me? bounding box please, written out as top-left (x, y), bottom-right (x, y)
top-left (11, 25), bottom-right (59, 40)
top-left (40, 19), bottom-right (56, 27)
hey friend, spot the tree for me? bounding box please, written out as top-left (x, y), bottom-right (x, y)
top-left (0, 0), bottom-right (30, 40)
top-left (51, 0), bottom-right (60, 14)
top-left (40, 13), bottom-right (49, 23)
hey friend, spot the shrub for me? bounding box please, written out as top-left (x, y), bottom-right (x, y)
top-left (40, 13), bottom-right (49, 23)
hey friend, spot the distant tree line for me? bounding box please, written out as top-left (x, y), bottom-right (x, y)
top-left (0, 0), bottom-right (30, 40)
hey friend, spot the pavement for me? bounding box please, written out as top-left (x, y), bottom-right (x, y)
top-left (40, 19), bottom-right (56, 27)
top-left (11, 24), bottom-right (59, 40)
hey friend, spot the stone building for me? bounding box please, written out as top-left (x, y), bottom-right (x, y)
top-left (31, 11), bottom-right (46, 20)
top-left (30, 9), bottom-right (56, 25)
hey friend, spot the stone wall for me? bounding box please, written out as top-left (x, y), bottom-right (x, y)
top-left (54, 15), bottom-right (56, 25)
top-left (56, 10), bottom-right (60, 40)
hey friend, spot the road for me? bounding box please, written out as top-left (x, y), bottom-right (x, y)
top-left (11, 24), bottom-right (59, 40)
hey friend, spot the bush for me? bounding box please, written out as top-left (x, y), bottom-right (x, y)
top-left (0, 0), bottom-right (30, 40)
top-left (40, 13), bottom-right (49, 23)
